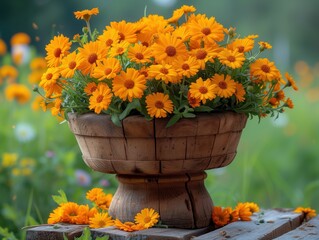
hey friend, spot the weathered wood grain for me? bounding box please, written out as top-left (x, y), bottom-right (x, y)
top-left (275, 215), bottom-right (319, 240)
top-left (26, 224), bottom-right (87, 240)
top-left (193, 209), bottom-right (304, 240)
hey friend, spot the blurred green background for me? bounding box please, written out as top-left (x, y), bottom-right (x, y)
top-left (1, 0), bottom-right (318, 238)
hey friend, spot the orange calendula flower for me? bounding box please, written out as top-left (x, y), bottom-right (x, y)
top-left (285, 98), bottom-right (294, 109)
top-left (0, 38), bottom-right (7, 55)
top-left (114, 219), bottom-right (144, 232)
top-left (39, 67), bottom-right (60, 90)
top-left (92, 58), bottom-right (122, 81)
top-left (45, 34), bottom-right (72, 67)
top-left (258, 41), bottom-right (272, 50)
top-left (188, 15), bottom-right (225, 44)
top-left (148, 63), bottom-right (179, 84)
top-left (108, 20), bottom-right (138, 44)
top-left (59, 52), bottom-right (79, 78)
top-left (5, 83), bottom-right (31, 104)
top-left (30, 57), bottom-right (47, 71)
top-left (89, 212), bottom-right (114, 228)
top-left (108, 41), bottom-right (130, 58)
top-left (234, 82), bottom-right (246, 103)
top-left (173, 56), bottom-right (200, 78)
top-left (145, 92), bottom-right (174, 118)
top-left (235, 202), bottom-right (252, 221)
top-left (86, 188), bottom-right (104, 202)
top-left (97, 28), bottom-right (120, 49)
top-left (11, 32), bottom-right (31, 45)
top-left (77, 41), bottom-right (108, 76)
top-left (0, 65), bottom-right (18, 83)
top-left (134, 208), bottom-right (160, 229)
top-left (60, 202), bottom-right (81, 224)
top-left (84, 82), bottom-right (98, 96)
top-left (250, 58), bottom-right (280, 82)
top-left (151, 33), bottom-right (188, 64)
top-left (167, 5), bottom-right (196, 24)
top-left (211, 74), bottom-right (236, 98)
top-left (285, 72), bottom-right (298, 91)
top-left (218, 49), bottom-right (245, 69)
top-left (245, 202), bottom-right (260, 213)
top-left (294, 207), bottom-right (317, 221)
top-left (89, 84), bottom-right (113, 114)
top-left (188, 92), bottom-right (201, 108)
top-left (228, 38), bottom-right (254, 53)
top-left (95, 193), bottom-right (113, 211)
top-left (113, 68), bottom-right (146, 102)
top-left (74, 7), bottom-right (99, 21)
top-left (47, 206), bottom-right (64, 224)
top-left (128, 44), bottom-right (153, 64)
top-left (212, 206), bottom-right (230, 227)
top-left (189, 77), bottom-right (217, 104)
top-left (190, 43), bottom-right (220, 70)
top-left (32, 95), bottom-right (45, 111)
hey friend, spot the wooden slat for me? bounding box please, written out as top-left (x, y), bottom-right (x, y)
top-left (193, 209), bottom-right (304, 240)
top-left (275, 216), bottom-right (319, 239)
top-left (91, 226), bottom-right (213, 240)
top-left (26, 224), bottom-right (87, 240)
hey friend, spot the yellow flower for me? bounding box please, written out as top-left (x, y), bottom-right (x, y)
top-left (148, 63), bottom-right (179, 84)
top-left (60, 202), bottom-right (81, 224)
top-left (97, 28), bottom-right (120, 49)
top-left (74, 7), bottom-right (99, 21)
top-left (95, 193), bottom-right (113, 211)
top-left (5, 83), bottom-right (31, 104)
top-left (244, 202), bottom-right (260, 213)
top-left (189, 77), bottom-right (217, 104)
top-left (151, 33), bottom-right (188, 64)
top-left (188, 15), bottom-right (225, 44)
top-left (45, 34), bottom-right (71, 67)
top-left (285, 98), bottom-right (294, 109)
top-left (2, 153), bottom-right (18, 167)
top-left (10, 32), bottom-right (31, 45)
top-left (47, 206), bottom-right (64, 224)
top-left (39, 67), bottom-right (61, 97)
top-left (250, 58), bottom-right (280, 82)
top-left (228, 38), bottom-right (254, 53)
top-left (0, 65), bottom-right (18, 83)
top-left (285, 72), bottom-right (298, 91)
top-left (113, 68), bottom-right (146, 102)
top-left (128, 44), bottom-right (153, 64)
top-left (114, 219), bottom-right (144, 232)
top-left (212, 206), bottom-right (230, 227)
top-left (235, 202), bottom-right (252, 221)
top-left (211, 74), bottom-right (236, 98)
top-left (108, 20), bottom-right (138, 43)
top-left (84, 82), bottom-right (98, 96)
top-left (188, 92), bottom-right (201, 108)
top-left (234, 82), bottom-right (246, 103)
top-left (0, 38), bottom-right (7, 56)
top-left (173, 56), bottom-right (200, 78)
top-left (30, 57), bottom-right (47, 71)
top-left (294, 207), bottom-right (317, 221)
top-left (134, 208), bottom-right (160, 229)
top-left (77, 41), bottom-right (108, 76)
top-left (59, 52), bottom-right (79, 78)
top-left (32, 96), bottom-right (45, 111)
top-left (258, 41), bottom-right (272, 50)
top-left (86, 188), bottom-right (104, 202)
top-left (89, 83), bottom-right (113, 114)
top-left (89, 212), bottom-right (114, 228)
top-left (218, 49), bottom-right (245, 69)
top-left (145, 92), bottom-right (173, 118)
top-left (190, 43), bottom-right (220, 70)
top-left (108, 41), bottom-right (130, 58)
top-left (28, 71), bottom-right (44, 84)
top-left (92, 58), bottom-right (122, 81)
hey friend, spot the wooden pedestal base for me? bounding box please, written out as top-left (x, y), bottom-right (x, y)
top-left (108, 172), bottom-right (213, 229)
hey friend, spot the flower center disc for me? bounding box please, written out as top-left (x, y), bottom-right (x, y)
top-left (135, 53), bottom-right (144, 60)
top-left (160, 68), bottom-right (169, 74)
top-left (54, 48), bottom-right (62, 58)
top-left (46, 73), bottom-right (53, 80)
top-left (106, 39), bottom-right (113, 47)
top-left (144, 216), bottom-right (151, 224)
top-left (182, 63), bottom-right (190, 70)
top-left (218, 81), bottom-right (228, 89)
top-left (227, 56), bottom-right (236, 62)
top-left (196, 50), bottom-right (207, 60)
top-left (238, 46), bottom-right (245, 53)
top-left (166, 46), bottom-right (177, 57)
top-left (118, 32), bottom-right (125, 41)
top-left (199, 86), bottom-right (208, 94)
top-left (201, 27), bottom-right (211, 36)
top-left (68, 61), bottom-right (76, 69)
top-left (124, 79), bottom-right (135, 89)
top-left (96, 95), bottom-right (104, 103)
top-left (155, 101), bottom-right (164, 109)
top-left (261, 64), bottom-right (270, 73)
top-left (88, 53), bottom-right (98, 64)
top-left (104, 68), bottom-right (112, 75)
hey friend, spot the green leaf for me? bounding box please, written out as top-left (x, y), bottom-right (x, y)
top-left (182, 112), bottom-right (196, 118)
top-left (119, 99), bottom-right (141, 120)
top-left (96, 236), bottom-right (109, 240)
top-left (74, 227), bottom-right (92, 240)
top-left (0, 227), bottom-right (18, 240)
top-left (111, 113), bottom-right (122, 127)
top-left (52, 189), bottom-right (68, 205)
top-left (194, 106), bottom-right (214, 112)
top-left (166, 114), bottom-right (182, 128)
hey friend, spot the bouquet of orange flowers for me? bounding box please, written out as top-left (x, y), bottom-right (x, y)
top-left (37, 5), bottom-right (297, 126)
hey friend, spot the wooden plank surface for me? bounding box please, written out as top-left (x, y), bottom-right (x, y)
top-left (275, 216), bottom-right (319, 240)
top-left (91, 226), bottom-right (213, 240)
top-left (26, 209), bottom-right (309, 240)
top-left (193, 209), bottom-right (303, 240)
top-left (26, 224), bottom-right (87, 240)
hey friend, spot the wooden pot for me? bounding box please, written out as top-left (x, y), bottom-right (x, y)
top-left (68, 111), bottom-right (247, 228)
